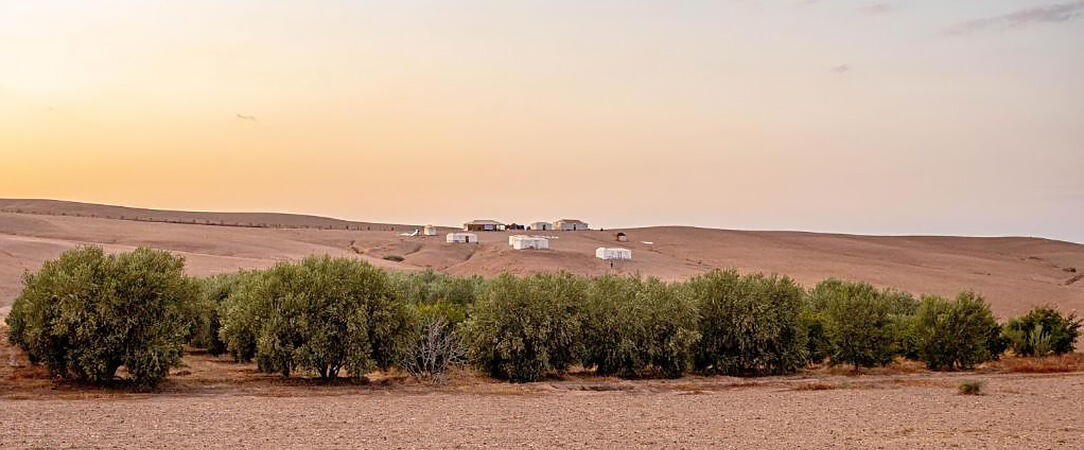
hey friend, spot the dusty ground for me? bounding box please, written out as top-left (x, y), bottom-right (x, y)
top-left (2, 339), bottom-right (1083, 449)
top-left (2, 199), bottom-right (1083, 319)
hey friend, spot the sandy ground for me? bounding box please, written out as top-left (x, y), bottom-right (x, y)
top-left (2, 324), bottom-right (1083, 449)
top-left (2, 352), bottom-right (1083, 449)
top-left (2, 200), bottom-right (1083, 319)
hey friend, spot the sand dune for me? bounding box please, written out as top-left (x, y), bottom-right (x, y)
top-left (0, 199), bottom-right (1082, 318)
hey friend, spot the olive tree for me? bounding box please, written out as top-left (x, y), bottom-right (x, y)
top-left (6, 246), bottom-right (196, 388)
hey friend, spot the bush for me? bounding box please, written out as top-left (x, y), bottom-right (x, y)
top-left (582, 276), bottom-right (700, 378)
top-left (401, 314), bottom-right (464, 381)
top-left (801, 309), bottom-right (831, 364)
top-left (5, 246), bottom-right (196, 388)
top-left (958, 379), bottom-right (985, 395)
top-left (391, 270), bottom-right (488, 307)
top-left (911, 292), bottom-right (1001, 370)
top-left (1003, 306), bottom-right (1082, 357)
top-left (463, 273), bottom-right (586, 382)
top-left (187, 272), bottom-right (254, 356)
top-left (688, 270), bottom-right (807, 376)
top-left (810, 279), bottom-right (907, 368)
top-left (218, 256), bottom-right (414, 379)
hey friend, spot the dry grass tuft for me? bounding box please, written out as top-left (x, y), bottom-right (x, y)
top-left (792, 381), bottom-right (838, 391)
top-left (988, 354), bottom-right (1084, 374)
top-left (958, 380), bottom-right (985, 395)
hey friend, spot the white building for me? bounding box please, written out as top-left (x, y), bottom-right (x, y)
top-left (423, 225), bottom-right (438, 236)
top-left (555, 219), bottom-right (589, 231)
top-left (446, 232), bottom-right (479, 244)
top-left (596, 247), bottom-right (632, 260)
top-left (529, 221), bottom-right (553, 231)
top-left (509, 235), bottom-right (549, 250)
top-left (464, 219), bottom-right (505, 232)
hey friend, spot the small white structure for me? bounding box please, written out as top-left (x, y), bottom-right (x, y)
top-left (529, 221), bottom-right (553, 231)
top-left (555, 219), bottom-right (589, 231)
top-left (423, 225), bottom-right (438, 236)
top-left (508, 235), bottom-right (549, 250)
top-left (596, 247), bottom-right (632, 260)
top-left (446, 232), bottom-right (479, 244)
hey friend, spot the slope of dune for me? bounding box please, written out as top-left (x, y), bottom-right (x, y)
top-left (0, 200), bottom-right (1082, 320)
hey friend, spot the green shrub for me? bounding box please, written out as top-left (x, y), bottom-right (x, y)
top-left (1003, 306), bottom-right (1081, 356)
top-left (391, 270), bottom-right (488, 307)
top-left (582, 276), bottom-right (700, 378)
top-left (688, 270), bottom-right (807, 376)
top-left (219, 256), bottom-right (414, 379)
top-left (187, 272), bottom-right (254, 356)
top-left (801, 309), bottom-right (831, 364)
top-left (5, 246), bottom-right (196, 388)
top-left (809, 279), bottom-right (910, 368)
top-left (463, 273), bottom-right (586, 382)
top-left (911, 292), bottom-right (1001, 370)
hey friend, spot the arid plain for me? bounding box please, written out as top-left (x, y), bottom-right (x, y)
top-left (1, 199), bottom-right (1083, 449)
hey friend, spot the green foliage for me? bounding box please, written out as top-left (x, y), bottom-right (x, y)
top-left (910, 292), bottom-right (1001, 370)
top-left (1003, 306), bottom-right (1082, 356)
top-left (5, 246), bottom-right (196, 388)
top-left (809, 279), bottom-right (907, 368)
top-left (462, 273), bottom-right (586, 382)
top-left (187, 272), bottom-right (254, 356)
top-left (582, 276), bottom-right (700, 378)
top-left (391, 270), bottom-right (488, 307)
top-left (218, 256), bottom-right (414, 379)
top-left (801, 309), bottom-right (831, 364)
top-left (688, 270), bottom-right (808, 376)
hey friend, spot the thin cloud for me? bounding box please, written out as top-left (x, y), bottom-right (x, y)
top-left (235, 114), bottom-right (256, 121)
top-left (830, 64), bottom-right (850, 74)
top-left (859, 4), bottom-right (893, 15)
top-left (945, 1), bottom-right (1084, 35)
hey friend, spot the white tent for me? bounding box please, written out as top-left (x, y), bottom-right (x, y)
top-left (555, 219), bottom-right (589, 231)
top-left (423, 225), bottom-right (438, 236)
top-left (529, 221), bottom-right (553, 231)
top-left (509, 235), bottom-right (549, 250)
top-left (446, 232), bottom-right (478, 244)
top-left (595, 247), bottom-right (631, 260)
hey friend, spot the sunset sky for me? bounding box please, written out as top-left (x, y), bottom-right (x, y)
top-left (2, 1), bottom-right (1082, 242)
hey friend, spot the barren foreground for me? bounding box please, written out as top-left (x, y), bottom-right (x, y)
top-left (2, 334), bottom-right (1083, 449)
top-left (2, 371), bottom-right (1082, 449)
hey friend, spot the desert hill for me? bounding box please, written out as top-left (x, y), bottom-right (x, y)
top-left (1, 199), bottom-right (1081, 319)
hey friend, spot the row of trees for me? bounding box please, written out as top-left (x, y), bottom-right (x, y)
top-left (5, 247), bottom-right (1081, 387)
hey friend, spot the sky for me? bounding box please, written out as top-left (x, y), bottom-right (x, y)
top-left (1, 1), bottom-right (1082, 242)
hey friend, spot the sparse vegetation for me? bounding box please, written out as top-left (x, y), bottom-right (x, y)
top-left (401, 315), bottom-right (463, 381)
top-left (957, 380), bottom-right (985, 395)
top-left (6, 246), bottom-right (196, 388)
